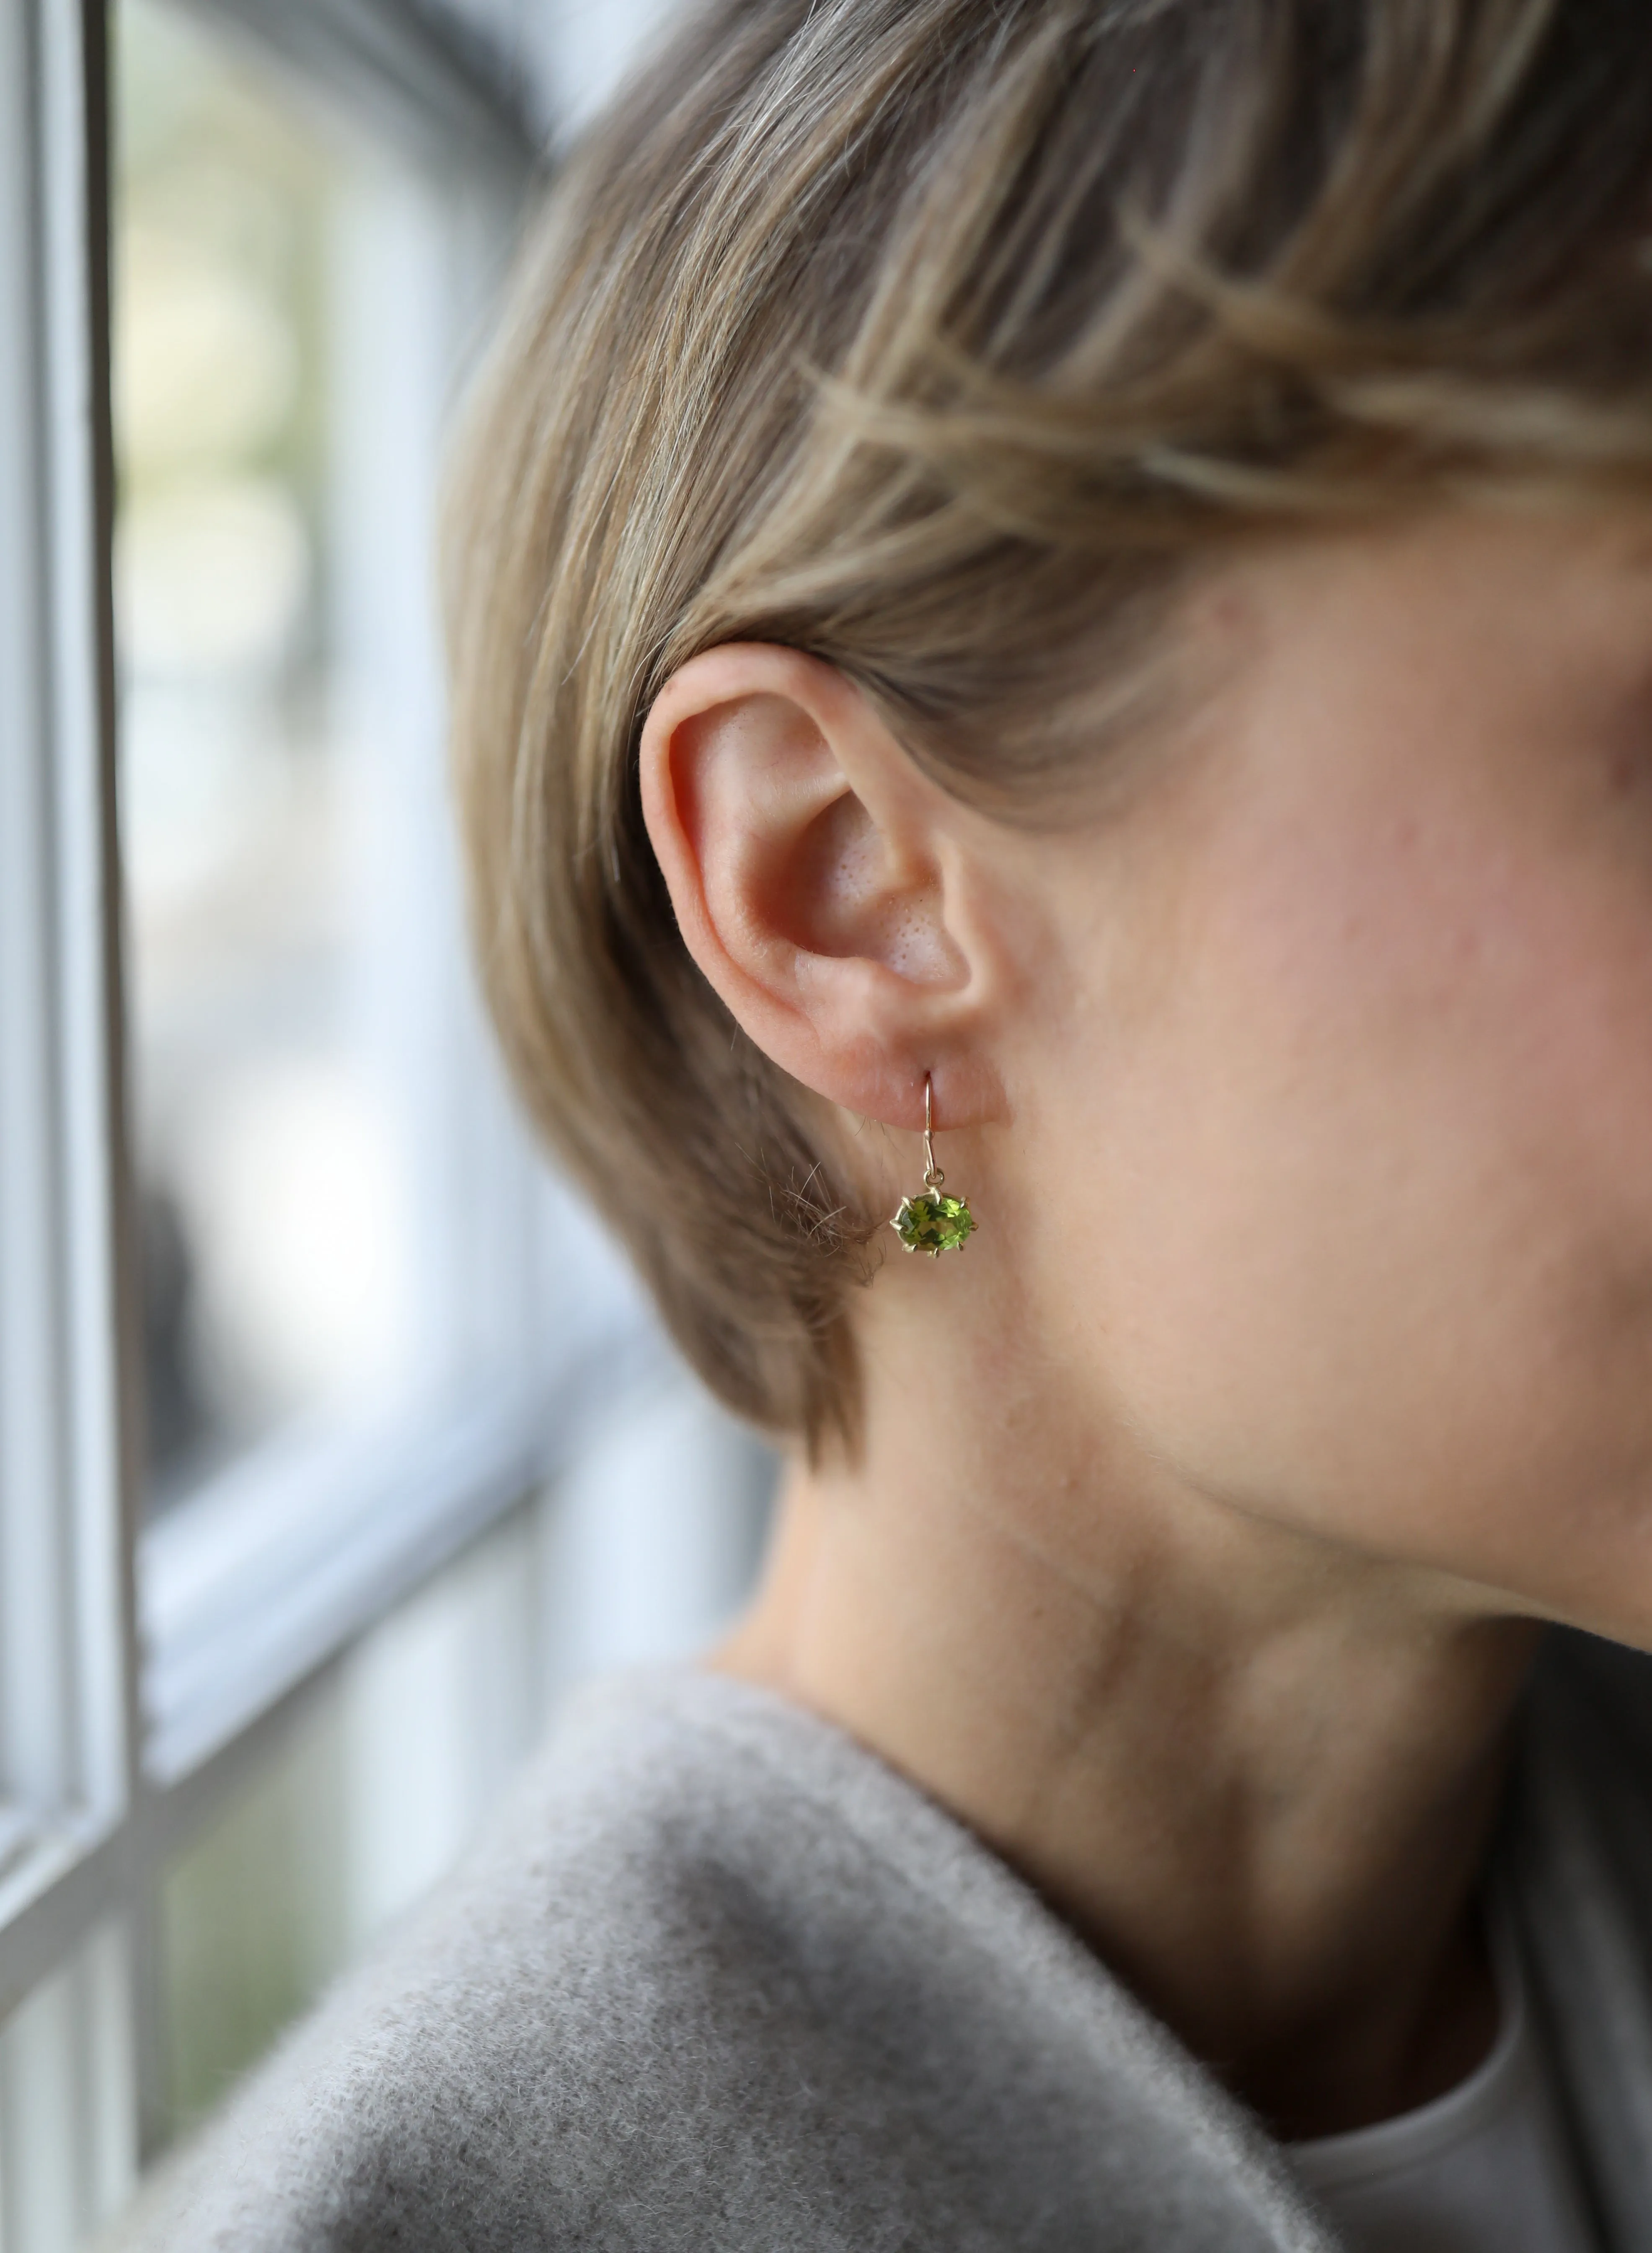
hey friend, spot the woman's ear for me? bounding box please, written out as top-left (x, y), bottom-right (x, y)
top-left (639, 644), bottom-right (1002, 1129)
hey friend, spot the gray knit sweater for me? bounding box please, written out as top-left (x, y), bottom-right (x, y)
top-left (120, 1633), bottom-right (1652, 2251)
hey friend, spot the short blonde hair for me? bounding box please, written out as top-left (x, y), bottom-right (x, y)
top-left (446, 0), bottom-right (1652, 1449)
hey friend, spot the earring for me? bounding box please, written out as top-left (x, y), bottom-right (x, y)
top-left (892, 1074), bottom-right (977, 1256)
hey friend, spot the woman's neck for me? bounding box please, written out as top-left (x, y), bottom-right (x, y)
top-left (716, 1383), bottom-right (1541, 2138)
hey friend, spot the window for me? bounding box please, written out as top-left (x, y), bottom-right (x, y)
top-left (0, 1), bottom-right (770, 2241)
top-left (121, 0), bottom-right (428, 1516)
top-left (119, 0), bottom-right (578, 1789)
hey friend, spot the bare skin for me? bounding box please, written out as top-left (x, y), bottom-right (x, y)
top-left (640, 507), bottom-right (1652, 2138)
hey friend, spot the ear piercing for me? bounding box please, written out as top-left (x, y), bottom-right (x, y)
top-left (892, 1074), bottom-right (976, 1255)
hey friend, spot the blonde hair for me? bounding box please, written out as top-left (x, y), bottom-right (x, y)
top-left (446, 0), bottom-right (1652, 1449)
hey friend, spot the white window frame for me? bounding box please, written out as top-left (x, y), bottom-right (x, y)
top-left (0, 0), bottom-right (678, 2205)
top-left (0, 0), bottom-right (132, 2011)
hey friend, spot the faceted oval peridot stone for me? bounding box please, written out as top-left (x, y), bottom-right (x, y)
top-left (893, 1191), bottom-right (976, 1256)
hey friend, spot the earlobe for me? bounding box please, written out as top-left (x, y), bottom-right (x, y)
top-left (639, 644), bottom-right (995, 1129)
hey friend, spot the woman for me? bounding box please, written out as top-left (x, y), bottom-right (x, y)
top-left (134, 2), bottom-right (1652, 2247)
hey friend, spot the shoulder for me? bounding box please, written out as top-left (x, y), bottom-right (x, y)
top-left (113, 1672), bottom-right (1019, 2250)
top-left (116, 1670), bottom-right (1325, 2253)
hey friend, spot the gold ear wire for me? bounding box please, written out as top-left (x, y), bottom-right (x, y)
top-left (891, 1074), bottom-right (977, 1256)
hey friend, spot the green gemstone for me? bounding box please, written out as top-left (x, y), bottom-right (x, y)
top-left (893, 1192), bottom-right (976, 1256)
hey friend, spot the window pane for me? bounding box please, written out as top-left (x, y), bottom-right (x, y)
top-left (157, 1490), bottom-right (557, 2143)
top-left (0, 1924), bottom-right (136, 2253)
top-left (115, 1), bottom-right (421, 1513)
top-left (160, 1681), bottom-right (348, 2140)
